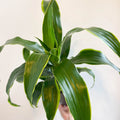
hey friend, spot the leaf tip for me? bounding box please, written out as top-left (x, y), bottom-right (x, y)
top-left (8, 97), bottom-right (20, 107)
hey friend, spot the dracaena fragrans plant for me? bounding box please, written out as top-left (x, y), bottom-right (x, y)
top-left (0, 0), bottom-right (120, 120)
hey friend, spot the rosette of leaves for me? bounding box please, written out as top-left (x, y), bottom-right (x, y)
top-left (0, 0), bottom-right (120, 120)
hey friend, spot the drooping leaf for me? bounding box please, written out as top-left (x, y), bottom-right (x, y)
top-left (6, 63), bottom-right (25, 106)
top-left (16, 64), bottom-right (25, 83)
top-left (86, 27), bottom-right (120, 57)
top-left (0, 37), bottom-right (44, 53)
top-left (16, 72), bottom-right (24, 83)
top-left (61, 27), bottom-right (120, 60)
top-left (42, 79), bottom-right (60, 120)
top-left (23, 48), bottom-right (30, 61)
top-left (71, 49), bottom-right (120, 72)
top-left (53, 59), bottom-right (91, 120)
top-left (35, 37), bottom-right (50, 51)
top-left (32, 82), bottom-right (43, 107)
top-left (42, 0), bottom-right (62, 49)
top-left (61, 28), bottom-right (84, 60)
top-left (24, 53), bottom-right (50, 103)
top-left (8, 97), bottom-right (20, 107)
top-left (77, 67), bottom-right (95, 88)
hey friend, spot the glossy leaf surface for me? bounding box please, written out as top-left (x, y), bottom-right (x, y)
top-left (52, 0), bottom-right (62, 46)
top-left (6, 63), bottom-right (25, 106)
top-left (54, 59), bottom-right (91, 120)
top-left (42, 79), bottom-right (60, 120)
top-left (49, 48), bottom-right (59, 65)
top-left (42, 0), bottom-right (62, 49)
top-left (40, 64), bottom-right (53, 80)
top-left (61, 27), bottom-right (120, 60)
top-left (23, 48), bottom-right (30, 61)
top-left (71, 49), bottom-right (120, 72)
top-left (32, 82), bottom-right (43, 107)
top-left (61, 28), bottom-right (84, 60)
top-left (24, 53), bottom-right (50, 103)
top-left (43, 0), bottom-right (57, 49)
top-left (86, 27), bottom-right (120, 57)
top-left (0, 37), bottom-right (44, 53)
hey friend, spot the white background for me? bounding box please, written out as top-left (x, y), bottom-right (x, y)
top-left (0, 0), bottom-right (120, 120)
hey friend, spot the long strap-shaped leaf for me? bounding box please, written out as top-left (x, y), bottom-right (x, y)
top-left (16, 72), bottom-right (24, 83)
top-left (71, 49), bottom-right (120, 73)
top-left (24, 53), bottom-right (50, 104)
top-left (23, 48), bottom-right (30, 61)
top-left (61, 27), bottom-right (120, 59)
top-left (42, 79), bottom-right (60, 120)
top-left (42, 0), bottom-right (57, 49)
top-left (16, 48), bottom-right (30, 82)
top-left (54, 59), bottom-right (91, 120)
top-left (86, 27), bottom-right (120, 56)
top-left (6, 63), bottom-right (25, 107)
top-left (52, 0), bottom-right (62, 46)
top-left (32, 82), bottom-right (43, 107)
top-left (42, 0), bottom-right (62, 49)
top-left (0, 37), bottom-right (44, 53)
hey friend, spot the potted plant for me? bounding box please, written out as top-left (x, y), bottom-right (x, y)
top-left (0, 0), bottom-right (120, 120)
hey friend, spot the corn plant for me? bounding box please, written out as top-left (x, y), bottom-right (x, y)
top-left (0, 0), bottom-right (120, 120)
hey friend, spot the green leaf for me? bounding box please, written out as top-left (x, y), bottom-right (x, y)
top-left (49, 48), bottom-right (59, 65)
top-left (61, 27), bottom-right (120, 60)
top-left (40, 64), bottom-right (53, 80)
top-left (16, 64), bottom-right (25, 83)
top-left (43, 0), bottom-right (57, 49)
top-left (24, 53), bottom-right (50, 104)
top-left (35, 37), bottom-right (50, 51)
top-left (52, 0), bottom-right (62, 46)
top-left (53, 59), bottom-right (91, 120)
top-left (42, 0), bottom-right (62, 46)
top-left (23, 48), bottom-right (30, 61)
top-left (0, 45), bottom-right (4, 52)
top-left (6, 63), bottom-right (25, 106)
top-left (71, 49), bottom-right (120, 72)
top-left (61, 28), bottom-right (84, 60)
top-left (86, 27), bottom-right (120, 57)
top-left (16, 72), bottom-right (24, 83)
top-left (8, 97), bottom-right (20, 107)
top-left (32, 82), bottom-right (43, 107)
top-left (60, 35), bottom-right (71, 60)
top-left (42, 79), bottom-right (60, 120)
top-left (42, 0), bottom-right (62, 49)
top-left (0, 37), bottom-right (44, 53)
top-left (77, 67), bottom-right (95, 88)
top-left (41, 0), bottom-right (50, 14)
